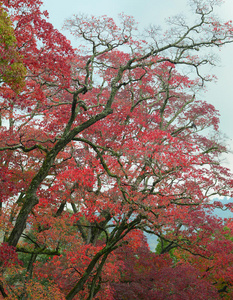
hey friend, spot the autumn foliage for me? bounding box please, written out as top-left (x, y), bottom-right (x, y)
top-left (0, 0), bottom-right (233, 299)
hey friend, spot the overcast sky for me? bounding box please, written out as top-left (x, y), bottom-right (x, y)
top-left (42, 0), bottom-right (233, 171)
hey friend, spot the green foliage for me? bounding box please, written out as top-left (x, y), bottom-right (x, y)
top-left (0, 3), bottom-right (26, 92)
top-left (155, 237), bottom-right (178, 263)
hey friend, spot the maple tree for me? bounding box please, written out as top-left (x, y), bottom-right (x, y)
top-left (110, 234), bottom-right (220, 300)
top-left (1, 0), bottom-right (233, 298)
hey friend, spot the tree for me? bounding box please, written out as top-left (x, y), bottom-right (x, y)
top-left (0, 3), bottom-right (26, 93)
top-left (0, 0), bottom-right (233, 298)
top-left (111, 236), bottom-right (220, 300)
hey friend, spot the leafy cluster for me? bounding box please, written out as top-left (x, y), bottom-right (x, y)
top-left (0, 0), bottom-right (233, 299)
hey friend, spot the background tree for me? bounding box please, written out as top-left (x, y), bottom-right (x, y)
top-left (0, 0), bottom-right (233, 299)
top-left (0, 3), bottom-right (26, 94)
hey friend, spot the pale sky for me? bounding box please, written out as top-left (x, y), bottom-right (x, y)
top-left (42, 0), bottom-right (233, 171)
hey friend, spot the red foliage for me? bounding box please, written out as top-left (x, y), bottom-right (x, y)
top-left (0, 243), bottom-right (22, 268)
top-left (0, 0), bottom-right (233, 299)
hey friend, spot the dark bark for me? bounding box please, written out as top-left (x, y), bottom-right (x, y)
top-left (7, 108), bottom-right (113, 247)
top-left (66, 215), bottom-right (142, 300)
top-left (0, 282), bottom-right (8, 298)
